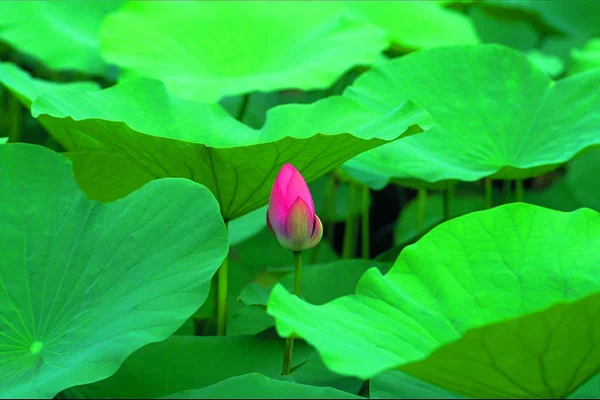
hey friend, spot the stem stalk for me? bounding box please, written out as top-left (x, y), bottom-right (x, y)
top-left (216, 223), bottom-right (229, 336)
top-left (361, 185), bottom-right (370, 259)
top-left (282, 251), bottom-right (302, 375)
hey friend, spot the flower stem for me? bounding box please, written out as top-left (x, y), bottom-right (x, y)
top-left (282, 251), bottom-right (302, 375)
top-left (342, 182), bottom-right (358, 259)
top-left (312, 173), bottom-right (336, 264)
top-left (417, 189), bottom-right (427, 235)
top-left (443, 186), bottom-right (453, 222)
top-left (216, 223), bottom-right (229, 336)
top-left (515, 179), bottom-right (524, 202)
top-left (237, 93), bottom-right (251, 122)
top-left (327, 173), bottom-right (338, 246)
top-left (503, 180), bottom-right (512, 204)
top-left (484, 178), bottom-right (492, 209)
top-left (7, 93), bottom-right (22, 143)
top-left (361, 185), bottom-right (370, 259)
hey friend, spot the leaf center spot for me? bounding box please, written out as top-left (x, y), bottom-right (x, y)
top-left (30, 341), bottom-right (43, 355)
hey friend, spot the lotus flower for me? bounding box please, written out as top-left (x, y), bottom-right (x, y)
top-left (267, 163), bottom-right (323, 252)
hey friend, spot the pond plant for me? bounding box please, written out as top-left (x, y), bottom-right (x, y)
top-left (0, 1), bottom-right (599, 399)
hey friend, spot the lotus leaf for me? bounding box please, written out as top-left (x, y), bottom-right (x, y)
top-left (341, 44), bottom-right (600, 189)
top-left (31, 78), bottom-right (426, 219)
top-left (0, 144), bottom-right (228, 398)
top-left (268, 203), bottom-right (600, 398)
top-left (100, 1), bottom-right (387, 102)
top-left (0, 2), bottom-right (122, 74)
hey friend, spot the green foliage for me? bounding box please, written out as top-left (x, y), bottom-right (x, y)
top-left (345, 1), bottom-right (479, 50)
top-left (570, 38), bottom-right (600, 75)
top-left (31, 78), bottom-right (425, 219)
top-left (62, 335), bottom-right (315, 398)
top-left (100, 2), bottom-right (387, 102)
top-left (0, 2), bottom-right (122, 75)
top-left (161, 373), bottom-right (362, 399)
top-left (0, 144), bottom-right (228, 398)
top-left (268, 204), bottom-right (600, 398)
top-left (0, 62), bottom-right (99, 106)
top-left (1, 3), bottom-right (599, 399)
top-left (341, 44), bottom-right (600, 190)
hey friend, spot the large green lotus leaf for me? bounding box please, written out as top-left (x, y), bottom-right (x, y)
top-left (370, 371), bottom-right (462, 399)
top-left (0, 62), bottom-right (99, 106)
top-left (31, 78), bottom-right (425, 219)
top-left (341, 44), bottom-right (600, 190)
top-left (0, 2), bottom-right (122, 74)
top-left (344, 1), bottom-right (479, 50)
top-left (161, 373), bottom-right (362, 399)
top-left (570, 38), bottom-right (600, 75)
top-left (99, 1), bottom-right (387, 102)
top-left (0, 144), bottom-right (228, 398)
top-left (62, 335), bottom-right (315, 399)
top-left (268, 204), bottom-right (600, 398)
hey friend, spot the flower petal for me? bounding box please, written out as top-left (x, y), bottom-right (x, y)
top-left (268, 179), bottom-right (288, 236)
top-left (302, 214), bottom-right (323, 251)
top-left (285, 166), bottom-right (315, 217)
top-left (283, 197), bottom-right (313, 251)
top-left (275, 163), bottom-right (296, 193)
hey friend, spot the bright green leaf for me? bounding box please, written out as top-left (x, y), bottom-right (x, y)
top-left (268, 203), bottom-right (600, 398)
top-left (341, 44), bottom-right (600, 189)
top-left (345, 1), bottom-right (479, 50)
top-left (63, 335), bottom-right (315, 399)
top-left (0, 62), bottom-right (99, 106)
top-left (31, 78), bottom-right (425, 219)
top-left (160, 373), bottom-right (362, 399)
top-left (100, 1), bottom-right (387, 102)
top-left (0, 2), bottom-right (122, 74)
top-left (0, 144), bottom-right (228, 398)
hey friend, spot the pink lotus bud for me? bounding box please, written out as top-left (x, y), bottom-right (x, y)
top-left (266, 163), bottom-right (323, 252)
